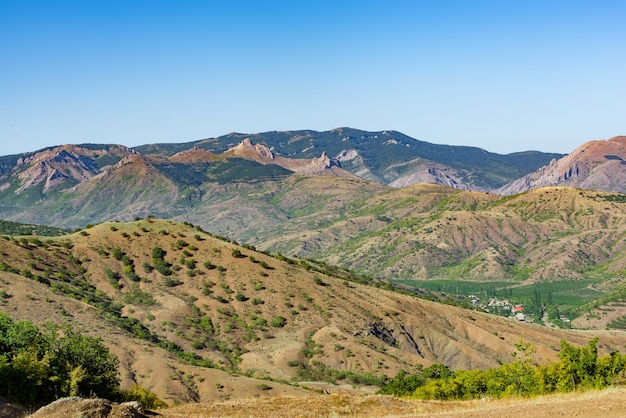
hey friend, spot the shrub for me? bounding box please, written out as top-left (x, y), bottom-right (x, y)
top-left (123, 284), bottom-right (156, 306)
top-left (163, 277), bottom-right (182, 287)
top-left (112, 248), bottom-right (123, 260)
top-left (120, 383), bottom-right (167, 409)
top-left (313, 277), bottom-right (326, 286)
top-left (142, 262), bottom-right (154, 273)
top-left (0, 315), bottom-right (120, 406)
top-left (270, 316), bottom-right (286, 328)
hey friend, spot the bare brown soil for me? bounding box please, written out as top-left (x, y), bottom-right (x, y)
top-left (2, 220), bottom-right (626, 406)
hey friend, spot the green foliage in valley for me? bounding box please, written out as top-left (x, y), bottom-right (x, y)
top-left (378, 339), bottom-right (626, 400)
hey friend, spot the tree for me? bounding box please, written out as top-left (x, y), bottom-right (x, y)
top-left (44, 323), bottom-right (120, 400)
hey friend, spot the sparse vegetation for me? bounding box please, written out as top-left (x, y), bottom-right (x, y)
top-left (2, 217), bottom-right (626, 411)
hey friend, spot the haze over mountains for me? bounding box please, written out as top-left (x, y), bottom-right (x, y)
top-left (4, 129), bottom-right (626, 199)
top-left (2, 128), bottom-right (563, 193)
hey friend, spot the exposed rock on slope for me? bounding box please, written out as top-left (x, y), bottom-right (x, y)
top-left (498, 136), bottom-right (626, 195)
top-left (30, 397), bottom-right (148, 418)
top-left (225, 138), bottom-right (359, 178)
top-left (13, 145), bottom-right (131, 193)
top-left (388, 164), bottom-right (472, 189)
top-left (3, 220), bottom-right (625, 405)
top-left (2, 144), bottom-right (135, 195)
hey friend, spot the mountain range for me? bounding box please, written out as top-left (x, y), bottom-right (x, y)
top-left (1, 129), bottom-right (626, 283)
top-left (2, 129), bottom-right (626, 413)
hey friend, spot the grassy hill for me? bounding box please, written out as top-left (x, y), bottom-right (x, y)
top-left (2, 219), bottom-right (624, 405)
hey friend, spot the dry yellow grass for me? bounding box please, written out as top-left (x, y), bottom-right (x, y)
top-left (155, 388), bottom-right (626, 418)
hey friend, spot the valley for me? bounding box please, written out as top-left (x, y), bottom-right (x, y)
top-left (2, 219), bottom-right (626, 410)
top-left (1, 131), bottom-right (626, 416)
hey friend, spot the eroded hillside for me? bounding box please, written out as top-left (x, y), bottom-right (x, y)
top-left (1, 220), bottom-right (626, 405)
top-left (225, 182), bottom-right (626, 282)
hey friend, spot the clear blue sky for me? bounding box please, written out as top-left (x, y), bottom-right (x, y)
top-left (1, 0), bottom-right (625, 156)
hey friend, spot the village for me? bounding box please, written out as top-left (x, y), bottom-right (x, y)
top-left (468, 295), bottom-right (571, 324)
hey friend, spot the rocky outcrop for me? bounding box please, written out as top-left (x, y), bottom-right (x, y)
top-left (227, 138), bottom-right (275, 161)
top-left (30, 397), bottom-right (148, 418)
top-left (367, 322), bottom-right (396, 347)
top-left (225, 139), bottom-right (359, 179)
top-left (389, 165), bottom-right (475, 190)
top-left (498, 136), bottom-right (626, 195)
top-left (12, 145), bottom-right (133, 194)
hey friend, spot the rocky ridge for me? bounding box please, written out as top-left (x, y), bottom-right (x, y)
top-left (499, 136), bottom-right (626, 195)
top-left (225, 138), bottom-right (358, 178)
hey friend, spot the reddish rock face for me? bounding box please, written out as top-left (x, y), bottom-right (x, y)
top-left (14, 145), bottom-right (134, 194)
top-left (498, 136), bottom-right (626, 195)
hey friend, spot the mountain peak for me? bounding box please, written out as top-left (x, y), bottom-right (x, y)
top-left (15, 145), bottom-right (99, 193)
top-left (223, 139), bottom-right (358, 178)
top-left (498, 136), bottom-right (626, 195)
top-left (229, 138), bottom-right (275, 161)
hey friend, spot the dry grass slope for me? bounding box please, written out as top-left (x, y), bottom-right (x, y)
top-left (1, 219), bottom-right (626, 408)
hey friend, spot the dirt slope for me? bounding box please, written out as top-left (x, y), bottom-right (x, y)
top-left (1, 219), bottom-right (626, 406)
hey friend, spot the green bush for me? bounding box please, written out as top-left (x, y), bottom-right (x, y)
top-left (270, 316), bottom-right (286, 328)
top-left (163, 277), bottom-right (182, 287)
top-left (313, 277), bottom-right (326, 286)
top-left (378, 338), bottom-right (626, 401)
top-left (120, 383), bottom-right (167, 409)
top-left (0, 313), bottom-right (120, 406)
